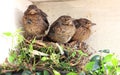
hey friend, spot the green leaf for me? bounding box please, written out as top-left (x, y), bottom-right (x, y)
top-left (5, 72), bottom-right (12, 75)
top-left (117, 67), bottom-right (120, 75)
top-left (3, 32), bottom-right (13, 37)
top-left (53, 70), bottom-right (61, 75)
top-left (43, 70), bottom-right (50, 75)
top-left (85, 61), bottom-right (95, 71)
top-left (8, 51), bottom-right (17, 63)
top-left (78, 50), bottom-right (88, 56)
top-left (8, 55), bottom-right (15, 63)
top-left (32, 37), bottom-right (36, 44)
top-left (16, 28), bottom-right (23, 33)
top-left (99, 49), bottom-right (110, 53)
top-left (50, 53), bottom-right (60, 65)
top-left (90, 55), bottom-right (101, 62)
top-left (79, 71), bottom-right (85, 75)
top-left (111, 56), bottom-right (118, 67)
top-left (67, 72), bottom-right (78, 75)
top-left (22, 70), bottom-right (31, 75)
top-left (36, 72), bottom-right (42, 75)
top-left (29, 44), bottom-right (33, 51)
top-left (92, 62), bottom-right (100, 71)
top-left (29, 38), bottom-right (36, 51)
top-left (17, 34), bottom-right (24, 43)
top-left (102, 54), bottom-right (113, 63)
top-left (105, 64), bottom-right (113, 72)
top-left (117, 67), bottom-right (120, 72)
top-left (71, 52), bottom-right (76, 57)
top-left (41, 57), bottom-right (49, 62)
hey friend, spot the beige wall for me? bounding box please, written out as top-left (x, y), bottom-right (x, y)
top-left (34, 0), bottom-right (120, 58)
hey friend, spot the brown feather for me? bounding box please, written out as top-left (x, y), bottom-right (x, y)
top-left (72, 18), bottom-right (94, 42)
top-left (48, 15), bottom-right (76, 43)
top-left (23, 5), bottom-right (49, 39)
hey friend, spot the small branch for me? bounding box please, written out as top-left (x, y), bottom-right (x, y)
top-left (24, 39), bottom-right (46, 47)
top-left (56, 43), bottom-right (64, 55)
top-left (1, 70), bottom-right (15, 74)
top-left (32, 50), bottom-right (49, 56)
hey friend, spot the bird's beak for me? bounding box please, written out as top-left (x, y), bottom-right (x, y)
top-left (71, 18), bottom-right (75, 20)
top-left (29, 9), bottom-right (37, 14)
top-left (91, 23), bottom-right (96, 26)
top-left (67, 20), bottom-right (73, 25)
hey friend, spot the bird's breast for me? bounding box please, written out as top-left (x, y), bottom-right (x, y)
top-left (72, 27), bottom-right (91, 42)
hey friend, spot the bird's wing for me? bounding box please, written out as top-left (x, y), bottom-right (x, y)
top-left (39, 9), bottom-right (49, 26)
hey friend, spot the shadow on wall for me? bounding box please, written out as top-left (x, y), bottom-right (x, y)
top-left (15, 8), bottom-right (24, 28)
top-left (0, 0), bottom-right (32, 64)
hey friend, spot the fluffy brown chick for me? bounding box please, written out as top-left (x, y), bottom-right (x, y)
top-left (72, 18), bottom-right (95, 42)
top-left (47, 15), bottom-right (76, 43)
top-left (23, 5), bottom-right (49, 39)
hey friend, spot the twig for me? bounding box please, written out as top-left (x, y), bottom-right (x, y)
top-left (56, 43), bottom-right (64, 55)
top-left (32, 50), bottom-right (49, 56)
top-left (1, 70), bottom-right (15, 74)
top-left (24, 39), bottom-right (46, 47)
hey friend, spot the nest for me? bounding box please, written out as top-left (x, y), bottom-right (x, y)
top-left (23, 38), bottom-right (93, 73)
top-left (0, 38), bottom-right (94, 74)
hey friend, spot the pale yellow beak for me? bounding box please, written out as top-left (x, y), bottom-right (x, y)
top-left (29, 9), bottom-right (37, 14)
top-left (91, 23), bottom-right (96, 26)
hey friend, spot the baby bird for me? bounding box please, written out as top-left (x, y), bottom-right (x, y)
top-left (23, 5), bottom-right (49, 39)
top-left (71, 18), bottom-right (95, 47)
top-left (47, 15), bottom-right (76, 43)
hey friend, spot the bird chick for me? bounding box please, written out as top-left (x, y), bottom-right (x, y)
top-left (71, 18), bottom-right (95, 47)
top-left (47, 15), bottom-right (76, 43)
top-left (23, 5), bottom-right (49, 40)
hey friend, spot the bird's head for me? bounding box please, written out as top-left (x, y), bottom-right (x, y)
top-left (78, 18), bottom-right (96, 28)
top-left (59, 15), bottom-right (73, 25)
top-left (25, 5), bottom-right (40, 15)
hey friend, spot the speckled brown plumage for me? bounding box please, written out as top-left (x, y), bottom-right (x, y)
top-left (47, 15), bottom-right (76, 43)
top-left (72, 18), bottom-right (95, 42)
top-left (23, 5), bottom-right (49, 39)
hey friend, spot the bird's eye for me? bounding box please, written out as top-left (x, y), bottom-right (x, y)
top-left (66, 18), bottom-right (69, 20)
top-left (65, 18), bottom-right (69, 21)
top-left (27, 19), bottom-right (32, 24)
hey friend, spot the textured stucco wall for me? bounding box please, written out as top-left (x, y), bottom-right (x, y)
top-left (34, 0), bottom-right (120, 58)
top-left (0, 0), bottom-right (32, 64)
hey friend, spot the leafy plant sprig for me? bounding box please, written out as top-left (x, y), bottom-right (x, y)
top-left (85, 49), bottom-right (120, 75)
